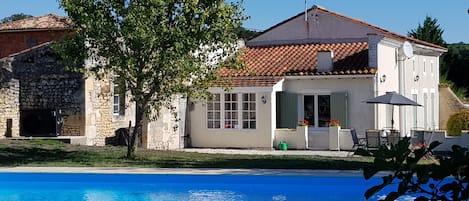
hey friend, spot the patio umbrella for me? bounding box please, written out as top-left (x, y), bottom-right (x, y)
top-left (364, 91), bottom-right (421, 129)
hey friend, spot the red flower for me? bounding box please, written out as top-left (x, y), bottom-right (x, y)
top-left (298, 119), bottom-right (309, 126)
top-left (328, 119), bottom-right (340, 127)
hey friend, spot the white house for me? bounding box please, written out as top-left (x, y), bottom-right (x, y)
top-left (188, 5), bottom-right (447, 149)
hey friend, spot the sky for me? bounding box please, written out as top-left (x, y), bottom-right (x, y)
top-left (1, 0), bottom-right (468, 43)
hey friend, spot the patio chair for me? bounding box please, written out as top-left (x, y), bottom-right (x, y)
top-left (350, 128), bottom-right (366, 150)
top-left (365, 129), bottom-right (381, 149)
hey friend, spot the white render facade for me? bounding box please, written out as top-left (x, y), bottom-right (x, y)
top-left (188, 5), bottom-right (446, 149)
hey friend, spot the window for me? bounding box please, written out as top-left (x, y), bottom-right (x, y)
top-left (431, 93), bottom-right (435, 129)
top-left (412, 94), bottom-right (418, 129)
top-left (224, 93), bottom-right (238, 129)
top-left (207, 94), bottom-right (221, 129)
top-left (423, 93), bottom-right (428, 129)
top-left (207, 93), bottom-right (256, 130)
top-left (242, 93), bottom-right (256, 129)
top-left (112, 74), bottom-right (125, 116)
top-left (303, 95), bottom-right (331, 128)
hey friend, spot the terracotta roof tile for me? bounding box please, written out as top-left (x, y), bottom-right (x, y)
top-left (220, 42), bottom-right (372, 77)
top-left (217, 76), bottom-right (284, 87)
top-left (0, 14), bottom-right (71, 32)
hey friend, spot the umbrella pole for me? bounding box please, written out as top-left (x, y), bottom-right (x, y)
top-left (391, 106), bottom-right (394, 129)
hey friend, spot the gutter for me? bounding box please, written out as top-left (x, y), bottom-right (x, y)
top-left (285, 74), bottom-right (375, 80)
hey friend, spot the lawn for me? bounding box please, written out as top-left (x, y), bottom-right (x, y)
top-left (0, 139), bottom-right (373, 170)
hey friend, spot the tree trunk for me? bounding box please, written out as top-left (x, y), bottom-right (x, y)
top-left (127, 101), bottom-right (145, 158)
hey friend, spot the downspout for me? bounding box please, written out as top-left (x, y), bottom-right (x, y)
top-left (373, 73), bottom-right (379, 129)
top-left (398, 52), bottom-right (406, 136)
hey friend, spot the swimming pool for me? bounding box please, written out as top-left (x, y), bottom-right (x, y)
top-left (0, 172), bottom-right (402, 201)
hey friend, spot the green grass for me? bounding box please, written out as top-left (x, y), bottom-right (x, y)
top-left (0, 139), bottom-right (372, 170)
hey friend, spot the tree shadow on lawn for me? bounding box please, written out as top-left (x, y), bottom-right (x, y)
top-left (0, 146), bottom-right (101, 166)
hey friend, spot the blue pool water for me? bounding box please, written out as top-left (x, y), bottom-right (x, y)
top-left (0, 172), bottom-right (404, 201)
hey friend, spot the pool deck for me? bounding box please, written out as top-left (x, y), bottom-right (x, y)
top-left (0, 167), bottom-right (363, 176)
top-left (181, 148), bottom-right (353, 157)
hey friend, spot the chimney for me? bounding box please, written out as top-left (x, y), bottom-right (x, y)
top-left (317, 50), bottom-right (334, 72)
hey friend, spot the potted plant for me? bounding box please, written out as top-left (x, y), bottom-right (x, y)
top-left (328, 119), bottom-right (340, 127)
top-left (328, 119), bottom-right (341, 151)
top-left (298, 119), bottom-right (309, 126)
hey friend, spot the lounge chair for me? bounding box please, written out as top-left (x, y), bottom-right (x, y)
top-left (350, 128), bottom-right (366, 150)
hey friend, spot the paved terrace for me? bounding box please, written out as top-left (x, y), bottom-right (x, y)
top-left (181, 148), bottom-right (353, 157)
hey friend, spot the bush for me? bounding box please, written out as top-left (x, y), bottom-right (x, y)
top-left (447, 110), bottom-right (469, 136)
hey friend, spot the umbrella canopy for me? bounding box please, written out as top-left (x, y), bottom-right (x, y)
top-left (364, 91), bottom-right (421, 129)
top-left (365, 91), bottom-right (421, 106)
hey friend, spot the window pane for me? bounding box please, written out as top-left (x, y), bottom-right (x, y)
top-left (232, 112), bottom-right (238, 119)
top-left (225, 103), bottom-right (231, 110)
top-left (232, 94), bottom-right (237, 101)
top-left (207, 112), bottom-right (213, 119)
top-left (214, 121), bottom-right (220, 128)
top-left (250, 103), bottom-right (255, 110)
top-left (318, 95), bottom-right (331, 127)
top-left (243, 103), bottom-right (248, 110)
top-left (215, 103), bottom-right (220, 110)
top-left (232, 103), bottom-right (237, 110)
top-left (208, 121), bottom-right (213, 128)
top-left (304, 95), bottom-right (315, 126)
top-left (250, 112), bottom-right (256, 119)
top-left (225, 94), bottom-right (231, 101)
top-left (243, 112), bottom-right (248, 119)
top-left (243, 94), bottom-right (248, 101)
top-left (207, 103), bottom-right (213, 110)
top-left (250, 93), bottom-right (255, 100)
top-left (214, 112), bottom-right (220, 119)
top-left (243, 121), bottom-right (248, 129)
top-left (250, 121), bottom-right (256, 129)
top-left (225, 112), bottom-right (231, 119)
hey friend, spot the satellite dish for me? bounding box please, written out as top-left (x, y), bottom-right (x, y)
top-left (402, 41), bottom-right (414, 58)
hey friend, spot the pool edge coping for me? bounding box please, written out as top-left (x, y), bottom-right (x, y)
top-left (0, 167), bottom-right (365, 176)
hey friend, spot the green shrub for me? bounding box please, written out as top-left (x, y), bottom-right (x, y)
top-left (447, 110), bottom-right (469, 136)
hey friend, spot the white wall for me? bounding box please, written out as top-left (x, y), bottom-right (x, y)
top-left (250, 6), bottom-right (380, 45)
top-left (403, 54), bottom-right (440, 133)
top-left (283, 76), bottom-right (375, 135)
top-left (375, 43), bottom-right (399, 130)
top-left (190, 90), bottom-right (275, 148)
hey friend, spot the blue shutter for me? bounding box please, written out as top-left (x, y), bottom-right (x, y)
top-left (277, 92), bottom-right (298, 128)
top-left (331, 92), bottom-right (347, 128)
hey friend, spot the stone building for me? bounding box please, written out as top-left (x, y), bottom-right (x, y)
top-left (0, 14), bottom-right (184, 149)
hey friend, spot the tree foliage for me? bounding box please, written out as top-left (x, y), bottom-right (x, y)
top-left (442, 43), bottom-right (469, 98)
top-left (356, 139), bottom-right (469, 200)
top-left (446, 110), bottom-right (469, 136)
top-left (54, 0), bottom-right (246, 158)
top-left (236, 27), bottom-right (259, 40)
top-left (408, 16), bottom-right (445, 47)
top-left (0, 13), bottom-right (33, 24)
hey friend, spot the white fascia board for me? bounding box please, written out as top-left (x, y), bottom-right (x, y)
top-left (272, 78), bottom-right (285, 92)
top-left (285, 74), bottom-right (374, 80)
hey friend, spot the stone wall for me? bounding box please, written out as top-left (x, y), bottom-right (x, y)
top-left (9, 45), bottom-right (85, 136)
top-left (439, 85), bottom-right (469, 129)
top-left (0, 59), bottom-right (19, 137)
top-left (143, 96), bottom-right (184, 150)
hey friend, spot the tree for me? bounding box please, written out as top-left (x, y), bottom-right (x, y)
top-left (356, 139), bottom-right (469, 200)
top-left (0, 13), bottom-right (33, 24)
top-left (408, 16), bottom-right (445, 47)
top-left (54, 0), bottom-right (246, 158)
top-left (236, 27), bottom-right (259, 40)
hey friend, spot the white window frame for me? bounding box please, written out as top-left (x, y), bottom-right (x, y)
top-left (206, 94), bottom-right (221, 129)
top-left (242, 93), bottom-right (256, 129)
top-left (112, 74), bottom-right (121, 115)
top-left (298, 93), bottom-right (331, 128)
top-left (206, 92), bottom-right (257, 130)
